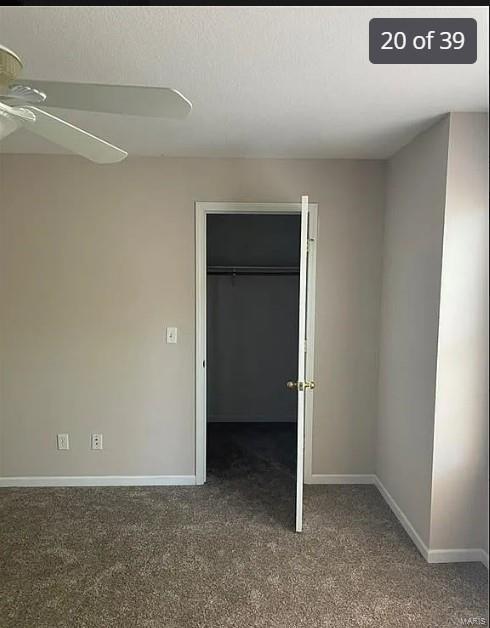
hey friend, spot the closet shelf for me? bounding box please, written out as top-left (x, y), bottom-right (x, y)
top-left (207, 265), bottom-right (299, 276)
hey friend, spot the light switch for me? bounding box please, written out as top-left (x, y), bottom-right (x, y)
top-left (166, 327), bottom-right (178, 344)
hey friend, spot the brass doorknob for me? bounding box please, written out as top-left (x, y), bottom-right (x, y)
top-left (286, 380), bottom-right (315, 391)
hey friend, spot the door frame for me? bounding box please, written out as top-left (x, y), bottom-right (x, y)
top-left (195, 201), bottom-right (318, 485)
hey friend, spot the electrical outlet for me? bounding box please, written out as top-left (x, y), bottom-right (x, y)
top-left (91, 433), bottom-right (103, 450)
top-left (57, 433), bottom-right (69, 450)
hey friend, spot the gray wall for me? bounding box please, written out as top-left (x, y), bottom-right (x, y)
top-left (430, 113), bottom-right (489, 552)
top-left (0, 156), bottom-right (385, 478)
top-left (207, 274), bottom-right (299, 422)
top-left (207, 214), bottom-right (299, 423)
top-left (376, 117), bottom-right (450, 545)
top-left (377, 113), bottom-right (489, 555)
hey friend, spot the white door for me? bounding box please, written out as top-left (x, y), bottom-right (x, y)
top-left (288, 194), bottom-right (314, 532)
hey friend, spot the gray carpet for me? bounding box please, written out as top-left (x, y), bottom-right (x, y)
top-left (1, 423), bottom-right (488, 628)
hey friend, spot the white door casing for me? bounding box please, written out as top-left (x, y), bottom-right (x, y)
top-left (195, 201), bottom-right (318, 531)
top-left (294, 195), bottom-right (310, 532)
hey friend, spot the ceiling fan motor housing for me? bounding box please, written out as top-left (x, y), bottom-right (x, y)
top-left (0, 45), bottom-right (23, 87)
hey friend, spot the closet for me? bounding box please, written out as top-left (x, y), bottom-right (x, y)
top-left (206, 213), bottom-right (301, 478)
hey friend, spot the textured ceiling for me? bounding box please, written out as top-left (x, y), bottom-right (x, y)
top-left (0, 6), bottom-right (488, 159)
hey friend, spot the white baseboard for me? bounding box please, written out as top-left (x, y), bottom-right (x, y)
top-left (0, 475), bottom-right (197, 487)
top-left (306, 473), bottom-right (376, 485)
top-left (373, 475), bottom-right (430, 561)
top-left (374, 476), bottom-right (488, 568)
top-left (1, 472), bottom-right (487, 568)
top-left (308, 473), bottom-right (488, 568)
top-left (428, 548), bottom-right (489, 567)
top-left (481, 551), bottom-right (489, 569)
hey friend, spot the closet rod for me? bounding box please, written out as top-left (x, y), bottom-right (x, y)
top-left (207, 265), bottom-right (299, 276)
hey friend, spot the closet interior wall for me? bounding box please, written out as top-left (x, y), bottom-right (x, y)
top-left (206, 214), bottom-right (301, 424)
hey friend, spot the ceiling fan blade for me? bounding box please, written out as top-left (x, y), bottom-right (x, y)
top-left (21, 107), bottom-right (127, 164)
top-left (12, 80), bottom-right (192, 119)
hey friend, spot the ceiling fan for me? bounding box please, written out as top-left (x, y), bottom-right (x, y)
top-left (0, 44), bottom-right (192, 163)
